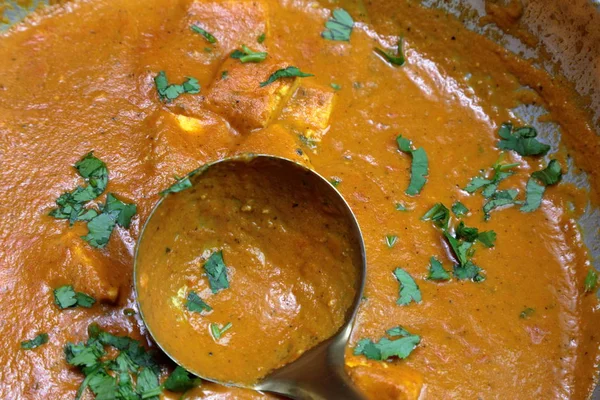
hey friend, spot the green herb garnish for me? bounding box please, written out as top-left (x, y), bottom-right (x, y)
top-left (230, 45), bottom-right (268, 63)
top-left (321, 8), bottom-right (353, 41)
top-left (397, 135), bottom-right (429, 195)
top-left (154, 71), bottom-right (200, 102)
top-left (385, 235), bottom-right (398, 248)
top-left (519, 307), bottom-right (535, 319)
top-left (185, 291), bottom-right (212, 313)
top-left (496, 122), bottom-right (551, 156)
top-left (160, 176), bottom-right (192, 196)
top-left (330, 82), bottom-right (341, 91)
top-left (54, 285), bottom-right (96, 309)
top-left (584, 269), bottom-right (598, 293)
top-left (163, 366), bottom-right (201, 392)
top-left (477, 230), bottom-right (497, 248)
top-left (104, 193), bottom-right (137, 229)
top-left (522, 159), bottom-right (562, 212)
top-left (426, 256), bottom-right (451, 281)
top-left (257, 32), bottom-right (266, 43)
top-left (395, 203), bottom-right (408, 211)
top-left (81, 210), bottom-right (119, 248)
top-left (483, 189), bottom-right (520, 220)
top-left (375, 37), bottom-right (405, 66)
top-left (21, 333), bottom-right (49, 350)
top-left (354, 326), bottom-right (420, 361)
top-left (210, 322), bottom-right (233, 340)
top-left (451, 201), bottom-right (469, 217)
top-left (204, 251), bottom-right (229, 293)
top-left (453, 260), bottom-right (485, 282)
top-left (393, 268), bottom-right (421, 305)
top-left (421, 203), bottom-right (449, 229)
top-left (190, 24), bottom-right (216, 43)
top-left (330, 178), bottom-right (341, 187)
top-left (260, 66), bottom-right (314, 87)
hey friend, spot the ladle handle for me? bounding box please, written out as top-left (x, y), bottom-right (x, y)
top-left (255, 325), bottom-right (366, 400)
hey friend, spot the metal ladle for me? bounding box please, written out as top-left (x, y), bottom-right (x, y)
top-left (134, 154), bottom-right (367, 400)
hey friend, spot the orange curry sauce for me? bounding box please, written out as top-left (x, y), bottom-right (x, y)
top-left (0, 0), bottom-right (599, 399)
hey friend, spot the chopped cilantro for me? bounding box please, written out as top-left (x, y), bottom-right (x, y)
top-left (104, 193), bottom-right (137, 229)
top-left (260, 66), bottom-right (314, 87)
top-left (49, 153), bottom-right (108, 224)
top-left (330, 177), bottom-right (341, 187)
top-left (477, 230), bottom-right (496, 248)
top-left (393, 268), bottom-right (421, 305)
top-left (496, 122), bottom-right (550, 156)
top-left (465, 157), bottom-right (518, 198)
top-left (421, 203), bottom-right (449, 229)
top-left (321, 8), bottom-right (353, 41)
top-left (81, 210), bottom-right (119, 248)
top-left (456, 221), bottom-right (479, 242)
top-left (190, 24), bottom-right (216, 43)
top-left (451, 201), bottom-right (469, 217)
top-left (375, 37), bottom-right (405, 66)
top-left (185, 291), bottom-right (212, 313)
top-left (395, 203), bottom-right (408, 211)
top-left (354, 327), bottom-right (420, 361)
top-left (160, 176), bottom-right (193, 196)
top-left (257, 32), bottom-right (266, 43)
top-left (54, 285), bottom-right (96, 309)
top-left (231, 45), bottom-right (268, 63)
top-left (483, 189), bottom-right (520, 220)
top-left (204, 251), bottom-right (229, 293)
top-left (584, 269), bottom-right (598, 293)
top-left (21, 333), bottom-right (49, 350)
top-left (453, 260), bottom-right (485, 282)
top-left (426, 256), bottom-right (450, 281)
top-left (330, 82), bottom-right (341, 91)
top-left (385, 235), bottom-right (398, 248)
top-left (210, 322), bottom-right (233, 340)
top-left (522, 160), bottom-right (562, 213)
top-left (221, 70), bottom-right (229, 80)
top-left (397, 135), bottom-right (428, 195)
top-left (154, 71), bottom-right (200, 102)
top-left (163, 366), bottom-right (200, 392)
top-left (519, 307), bottom-right (535, 319)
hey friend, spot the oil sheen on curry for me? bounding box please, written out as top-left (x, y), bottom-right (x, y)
top-left (136, 157), bottom-right (359, 385)
top-left (1, 0), bottom-right (599, 398)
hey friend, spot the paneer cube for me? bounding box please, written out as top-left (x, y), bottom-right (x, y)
top-left (187, 0), bottom-right (269, 53)
top-left (205, 57), bottom-right (300, 132)
top-left (279, 83), bottom-right (336, 140)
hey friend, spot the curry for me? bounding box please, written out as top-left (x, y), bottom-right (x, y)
top-left (136, 156), bottom-right (360, 385)
top-left (1, 0), bottom-right (599, 398)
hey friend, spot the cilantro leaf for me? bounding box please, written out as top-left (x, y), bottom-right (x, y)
top-left (354, 328), bottom-right (420, 361)
top-left (260, 66), bottom-right (314, 87)
top-left (257, 33), bottom-right (266, 43)
top-left (154, 71), bottom-right (200, 102)
top-left (321, 8), bottom-right (353, 41)
top-left (385, 235), bottom-right (398, 248)
top-left (81, 210), bottom-right (119, 248)
top-left (190, 24), bottom-right (216, 43)
top-left (330, 82), bottom-right (341, 91)
top-left (330, 177), bottom-right (341, 187)
top-left (21, 333), bottom-right (49, 350)
top-left (397, 135), bottom-right (429, 195)
top-left (451, 201), bottom-right (469, 217)
top-left (160, 176), bottom-right (193, 196)
top-left (163, 366), bottom-right (200, 392)
top-left (532, 159), bottom-right (562, 185)
top-left (483, 189), bottom-right (519, 220)
top-left (65, 341), bottom-right (104, 368)
top-left (393, 268), bottom-right (421, 305)
top-left (519, 307), bottom-right (535, 319)
top-left (421, 203), bottom-right (449, 229)
top-left (584, 269), bottom-right (598, 293)
top-left (75, 292), bottom-right (96, 308)
top-left (496, 122), bottom-right (550, 156)
top-left (464, 176), bottom-right (492, 194)
top-left (386, 326), bottom-right (411, 337)
top-left (137, 367), bottom-right (161, 399)
top-left (230, 45), bottom-right (267, 63)
top-left (426, 256), bottom-right (450, 281)
top-left (54, 285), bottom-right (78, 309)
top-left (204, 251), bottom-right (230, 293)
top-left (477, 231), bottom-right (496, 248)
top-left (455, 221), bottom-right (478, 242)
top-left (210, 322), bottom-right (233, 340)
top-left (185, 291), bottom-right (212, 313)
top-left (521, 179), bottom-right (545, 213)
top-left (453, 260), bottom-right (485, 282)
top-left (104, 193), bottom-right (137, 229)
top-left (375, 37), bottom-right (405, 66)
